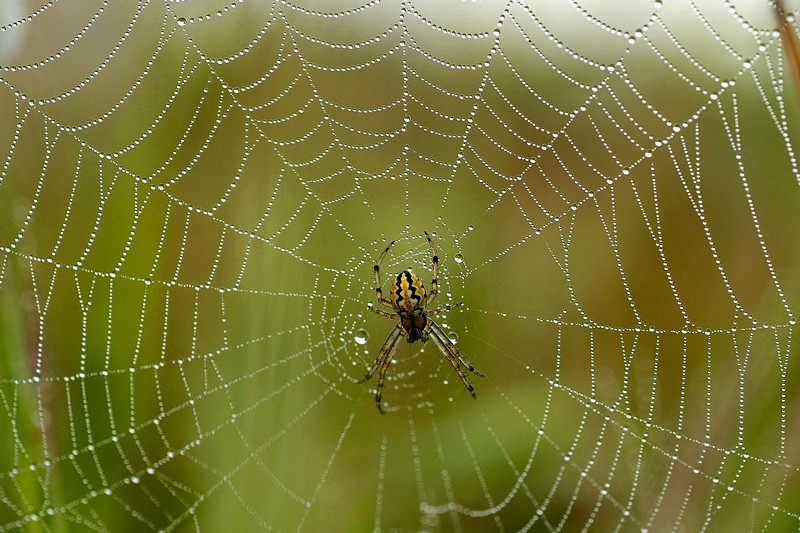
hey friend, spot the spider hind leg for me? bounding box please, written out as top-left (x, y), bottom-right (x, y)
top-left (373, 240), bottom-right (396, 310)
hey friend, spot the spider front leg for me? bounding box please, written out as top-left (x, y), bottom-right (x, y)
top-left (427, 319), bottom-right (485, 399)
top-left (359, 322), bottom-right (405, 414)
top-left (374, 240), bottom-right (396, 310)
top-left (428, 320), bottom-right (485, 377)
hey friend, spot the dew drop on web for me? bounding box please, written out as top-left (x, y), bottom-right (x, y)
top-left (354, 328), bottom-right (369, 345)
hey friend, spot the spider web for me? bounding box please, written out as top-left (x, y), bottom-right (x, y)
top-left (1, 0), bottom-right (799, 530)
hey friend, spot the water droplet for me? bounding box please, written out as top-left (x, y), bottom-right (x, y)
top-left (454, 253), bottom-right (463, 264)
top-left (354, 329), bottom-right (369, 345)
top-left (176, 17), bottom-right (187, 26)
top-left (447, 331), bottom-right (460, 345)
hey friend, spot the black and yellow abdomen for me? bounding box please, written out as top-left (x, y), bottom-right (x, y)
top-left (390, 270), bottom-right (428, 342)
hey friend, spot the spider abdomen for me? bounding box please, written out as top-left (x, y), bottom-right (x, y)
top-left (391, 270), bottom-right (426, 314)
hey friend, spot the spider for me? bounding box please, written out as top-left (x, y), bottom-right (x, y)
top-left (359, 232), bottom-right (484, 414)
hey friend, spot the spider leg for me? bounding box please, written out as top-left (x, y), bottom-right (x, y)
top-left (374, 240), bottom-right (396, 309)
top-left (427, 328), bottom-right (477, 398)
top-left (423, 231), bottom-right (439, 308)
top-left (427, 320), bottom-right (485, 399)
top-left (429, 320), bottom-right (485, 377)
top-left (369, 306), bottom-right (397, 319)
top-left (359, 323), bottom-right (402, 382)
top-left (426, 301), bottom-right (464, 316)
top-left (359, 323), bottom-right (405, 414)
